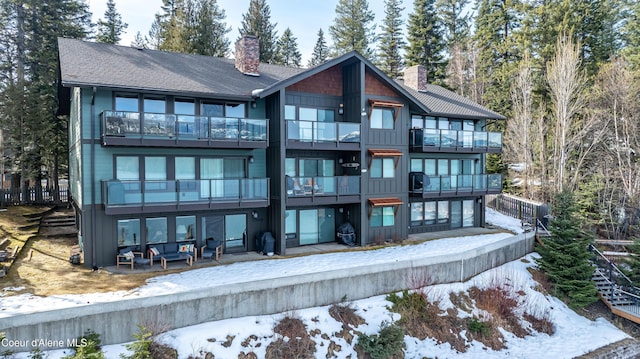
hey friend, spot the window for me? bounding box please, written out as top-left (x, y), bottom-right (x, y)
top-left (438, 201), bottom-right (449, 224)
top-left (176, 216), bottom-right (196, 242)
top-left (225, 103), bottom-right (246, 118)
top-left (175, 99), bottom-right (195, 115)
top-left (370, 108), bottom-right (395, 129)
top-left (285, 210), bottom-right (297, 238)
top-left (371, 206), bottom-right (395, 227)
top-left (371, 158), bottom-right (395, 178)
top-left (116, 156), bottom-right (139, 180)
top-left (115, 94), bottom-right (138, 112)
top-left (284, 105), bottom-right (296, 120)
top-left (144, 157), bottom-right (166, 191)
top-left (146, 217), bottom-right (167, 244)
top-left (143, 97), bottom-right (165, 113)
top-left (117, 219), bottom-right (140, 247)
top-left (411, 202), bottom-right (423, 226)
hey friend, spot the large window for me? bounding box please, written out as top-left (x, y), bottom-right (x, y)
top-left (176, 216), bottom-right (196, 242)
top-left (286, 208), bottom-right (335, 244)
top-left (371, 158), bottom-right (395, 178)
top-left (371, 206), bottom-right (395, 227)
top-left (146, 217), bottom-right (167, 244)
top-left (117, 219), bottom-right (140, 247)
top-left (370, 108), bottom-right (395, 129)
top-left (143, 96), bottom-right (165, 113)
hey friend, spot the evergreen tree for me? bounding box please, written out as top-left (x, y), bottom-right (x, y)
top-left (436, 0), bottom-right (470, 46)
top-left (152, 0), bottom-right (188, 53)
top-left (620, 0), bottom-right (640, 69)
top-left (95, 0), bottom-right (128, 44)
top-left (183, 0), bottom-right (230, 57)
top-left (0, 0), bottom-right (91, 197)
top-left (535, 191), bottom-right (597, 309)
top-left (378, 0), bottom-right (405, 78)
top-left (472, 0), bottom-right (520, 114)
top-left (308, 28), bottom-right (329, 67)
top-left (329, 0), bottom-right (376, 60)
top-left (405, 0), bottom-right (446, 84)
top-left (130, 31), bottom-right (148, 49)
top-left (274, 27), bottom-right (301, 67)
top-left (239, 0), bottom-right (278, 63)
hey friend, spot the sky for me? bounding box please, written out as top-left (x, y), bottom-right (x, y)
top-left (3, 209), bottom-right (631, 358)
top-left (86, 0), bottom-right (415, 64)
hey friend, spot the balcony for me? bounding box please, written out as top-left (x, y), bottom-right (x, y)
top-left (286, 175), bottom-right (360, 206)
top-left (101, 111), bottom-right (268, 149)
top-left (409, 128), bottom-right (502, 153)
top-left (286, 120), bottom-right (360, 150)
top-left (102, 178), bottom-right (269, 215)
top-left (409, 173), bottom-right (502, 198)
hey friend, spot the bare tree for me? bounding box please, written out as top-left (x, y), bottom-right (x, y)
top-left (590, 58), bottom-right (640, 238)
top-left (547, 34), bottom-right (587, 193)
top-left (506, 53), bottom-right (534, 198)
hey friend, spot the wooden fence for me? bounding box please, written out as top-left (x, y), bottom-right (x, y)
top-left (0, 186), bottom-right (69, 207)
top-left (486, 193), bottom-right (550, 226)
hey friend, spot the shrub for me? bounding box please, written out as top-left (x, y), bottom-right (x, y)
top-left (62, 329), bottom-right (105, 359)
top-left (121, 325), bottom-right (153, 359)
top-left (28, 348), bottom-right (45, 359)
top-left (357, 321), bottom-right (404, 359)
top-left (467, 317), bottom-right (490, 337)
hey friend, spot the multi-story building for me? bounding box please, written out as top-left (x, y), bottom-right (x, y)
top-left (57, 36), bottom-right (504, 268)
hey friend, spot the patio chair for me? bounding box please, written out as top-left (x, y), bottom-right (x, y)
top-left (116, 246), bottom-right (150, 270)
top-left (200, 238), bottom-right (223, 261)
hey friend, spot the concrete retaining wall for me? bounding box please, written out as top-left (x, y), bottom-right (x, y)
top-left (0, 232), bottom-right (535, 353)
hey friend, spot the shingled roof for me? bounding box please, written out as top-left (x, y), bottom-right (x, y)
top-left (400, 82), bottom-right (506, 120)
top-left (58, 38), bottom-right (505, 121)
top-left (57, 37), bottom-right (306, 99)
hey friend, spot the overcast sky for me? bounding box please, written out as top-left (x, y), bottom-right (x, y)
top-left (86, 0), bottom-right (416, 64)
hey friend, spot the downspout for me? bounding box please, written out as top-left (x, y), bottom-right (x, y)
top-left (90, 87), bottom-right (97, 268)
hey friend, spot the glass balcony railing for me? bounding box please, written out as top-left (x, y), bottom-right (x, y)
top-left (102, 178), bottom-right (269, 207)
top-left (409, 128), bottom-right (502, 151)
top-left (286, 175), bottom-right (360, 197)
top-left (102, 111), bottom-right (268, 142)
top-left (410, 174), bottom-right (502, 195)
top-left (287, 120), bottom-right (361, 143)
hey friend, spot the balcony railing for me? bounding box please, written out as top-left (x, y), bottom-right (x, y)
top-left (287, 175), bottom-right (360, 197)
top-left (409, 128), bottom-right (502, 153)
top-left (102, 178), bottom-right (269, 209)
top-left (286, 120), bottom-right (360, 144)
top-left (410, 174), bottom-right (502, 196)
top-left (101, 111), bottom-right (268, 147)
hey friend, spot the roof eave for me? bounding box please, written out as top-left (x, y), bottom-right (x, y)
top-left (59, 80), bottom-right (254, 101)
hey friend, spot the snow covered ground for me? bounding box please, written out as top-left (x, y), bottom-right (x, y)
top-left (5, 209), bottom-right (630, 358)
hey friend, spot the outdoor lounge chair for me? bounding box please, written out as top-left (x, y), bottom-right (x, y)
top-left (116, 246), bottom-right (150, 270)
top-left (201, 238), bottom-right (223, 261)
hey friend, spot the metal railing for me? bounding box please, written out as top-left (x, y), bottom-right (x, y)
top-left (102, 178), bottom-right (269, 207)
top-left (409, 128), bottom-right (502, 150)
top-left (102, 111), bottom-right (268, 142)
top-left (0, 186), bottom-right (69, 206)
top-left (287, 175), bottom-right (360, 197)
top-left (286, 120), bottom-right (361, 143)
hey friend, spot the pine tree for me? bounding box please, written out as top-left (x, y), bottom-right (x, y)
top-left (308, 28), bottom-right (329, 67)
top-left (620, 0), bottom-right (640, 69)
top-left (0, 0), bottom-right (91, 197)
top-left (130, 31), bottom-right (148, 49)
top-left (329, 0), bottom-right (376, 60)
top-left (535, 191), bottom-right (597, 309)
top-left (152, 0), bottom-right (188, 53)
top-left (239, 0), bottom-right (278, 63)
top-left (95, 0), bottom-right (128, 44)
top-left (378, 0), bottom-right (405, 78)
top-left (436, 0), bottom-right (470, 46)
top-left (405, 0), bottom-right (446, 84)
top-left (183, 0), bottom-right (230, 57)
top-left (274, 27), bottom-right (301, 67)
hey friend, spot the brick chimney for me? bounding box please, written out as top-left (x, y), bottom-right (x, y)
top-left (235, 35), bottom-right (260, 76)
top-left (404, 65), bottom-right (428, 92)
